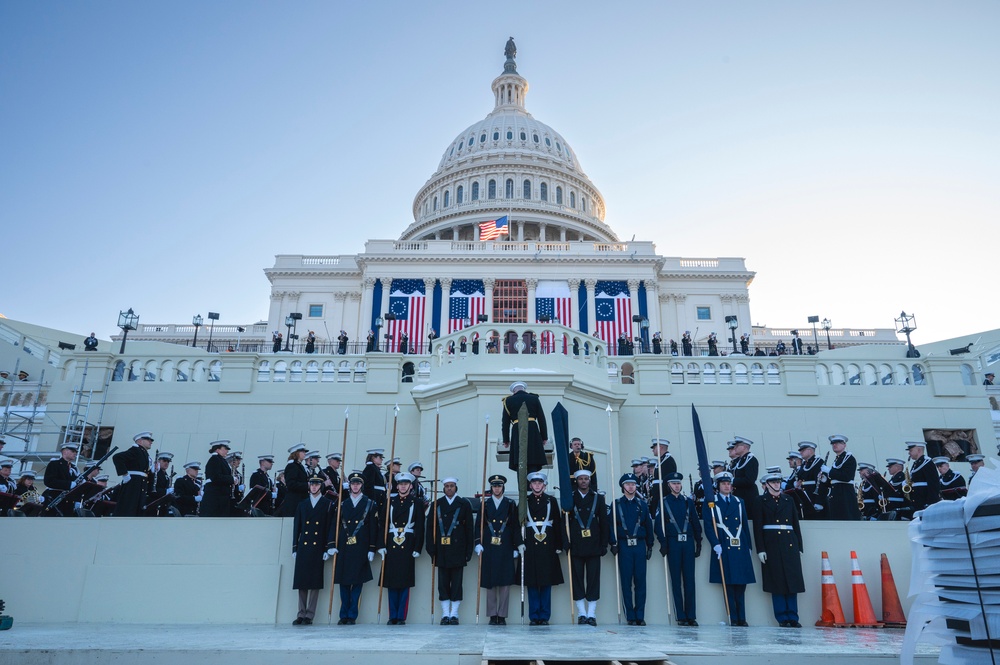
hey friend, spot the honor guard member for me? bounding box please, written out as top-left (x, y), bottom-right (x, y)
top-left (475, 474), bottom-right (524, 625)
top-left (426, 476), bottom-right (475, 624)
top-left (647, 438), bottom-right (676, 517)
top-left (795, 442), bottom-right (825, 519)
top-left (409, 461), bottom-right (427, 502)
top-left (174, 461), bottom-right (202, 516)
top-left (655, 471), bottom-right (702, 625)
top-left (333, 471), bottom-right (381, 624)
top-left (249, 455), bottom-right (278, 515)
top-left (822, 435), bottom-right (860, 520)
top-left (381, 471), bottom-right (425, 625)
top-left (753, 472), bottom-right (805, 627)
top-left (968, 454), bottom-right (985, 484)
top-left (935, 457), bottom-right (967, 500)
top-left (145, 451), bottom-right (174, 516)
top-left (704, 471), bottom-right (755, 626)
top-left (565, 469), bottom-right (610, 626)
top-left (613, 472), bottom-right (655, 625)
top-left (857, 463), bottom-right (882, 520)
top-left (728, 437), bottom-right (759, 510)
top-left (324, 453), bottom-right (344, 497)
top-left (643, 458), bottom-right (657, 499)
top-left (291, 471), bottom-right (337, 625)
top-left (569, 438), bottom-right (597, 491)
top-left (523, 472), bottom-right (564, 625)
top-left (361, 449), bottom-right (387, 513)
top-left (693, 461), bottom-right (725, 520)
top-left (278, 444), bottom-right (310, 517)
top-left (885, 458), bottom-right (911, 519)
top-left (502, 381), bottom-right (549, 474)
top-left (112, 432), bottom-right (154, 517)
top-left (200, 440), bottom-right (234, 517)
top-left (228, 450), bottom-right (246, 515)
top-left (906, 442), bottom-right (940, 513)
top-left (14, 468), bottom-right (37, 497)
top-left (42, 442), bottom-right (80, 515)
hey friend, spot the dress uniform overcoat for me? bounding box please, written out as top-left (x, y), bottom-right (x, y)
top-left (908, 455), bottom-right (940, 512)
top-left (646, 453), bottom-right (677, 516)
top-left (752, 492), bottom-right (804, 595)
top-left (248, 468), bottom-right (275, 514)
top-left (42, 457), bottom-right (78, 505)
top-left (614, 494), bottom-right (655, 622)
top-left (112, 445), bottom-right (152, 517)
top-left (361, 462), bottom-right (387, 513)
top-left (476, 496), bottom-right (523, 588)
top-left (292, 495), bottom-right (337, 589)
top-left (704, 495), bottom-right (755, 585)
top-left (201, 453), bottom-right (233, 517)
top-left (655, 492), bottom-right (702, 621)
top-left (797, 456), bottom-right (825, 518)
top-left (569, 451), bottom-right (597, 490)
top-left (502, 390), bottom-right (549, 473)
top-left (729, 453), bottom-right (759, 509)
top-left (381, 493), bottom-right (425, 589)
top-left (173, 475), bottom-right (201, 516)
top-left (334, 494), bottom-right (381, 585)
top-left (826, 451), bottom-right (860, 520)
top-left (426, 495), bottom-right (475, 567)
top-left (523, 492), bottom-right (564, 587)
top-left (278, 460), bottom-right (309, 517)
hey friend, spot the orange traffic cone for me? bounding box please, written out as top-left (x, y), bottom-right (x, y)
top-left (815, 551), bottom-right (848, 627)
top-left (849, 551), bottom-right (884, 628)
top-left (880, 553), bottom-right (906, 628)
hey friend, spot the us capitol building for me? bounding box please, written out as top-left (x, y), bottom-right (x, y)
top-left (1, 40), bottom-right (998, 633)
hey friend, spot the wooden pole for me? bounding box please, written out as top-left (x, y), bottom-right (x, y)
top-left (606, 404), bottom-right (622, 625)
top-left (475, 414), bottom-right (489, 624)
top-left (375, 404), bottom-right (400, 624)
top-left (653, 406), bottom-right (676, 623)
top-left (327, 407), bottom-right (349, 620)
top-left (429, 401), bottom-right (440, 622)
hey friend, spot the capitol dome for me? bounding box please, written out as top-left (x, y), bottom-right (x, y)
top-left (402, 39), bottom-right (615, 243)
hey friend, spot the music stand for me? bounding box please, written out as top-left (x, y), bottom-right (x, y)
top-left (237, 485), bottom-right (267, 515)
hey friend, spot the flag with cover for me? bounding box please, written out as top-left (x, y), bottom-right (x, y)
top-left (448, 280), bottom-right (486, 334)
top-left (535, 280), bottom-right (571, 354)
top-left (594, 281), bottom-right (632, 355)
top-left (385, 279), bottom-right (426, 353)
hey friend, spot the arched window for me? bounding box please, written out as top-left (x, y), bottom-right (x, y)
top-left (493, 130), bottom-right (499, 141)
top-left (556, 186), bottom-right (563, 204)
top-left (488, 180), bottom-right (496, 199)
top-left (443, 191), bottom-right (450, 207)
top-left (471, 182), bottom-right (479, 200)
top-left (519, 131), bottom-right (526, 141)
top-left (506, 130), bottom-right (513, 140)
top-left (480, 133), bottom-right (486, 143)
top-left (533, 133), bottom-right (539, 143)
top-left (433, 196), bottom-right (438, 211)
top-left (468, 136), bottom-right (474, 147)
top-left (570, 192), bottom-right (576, 208)
top-left (523, 179), bottom-right (531, 199)
top-left (505, 179), bottom-right (514, 198)
top-left (456, 185), bottom-right (463, 204)
top-left (582, 197), bottom-right (587, 212)
top-left (540, 182), bottom-right (548, 201)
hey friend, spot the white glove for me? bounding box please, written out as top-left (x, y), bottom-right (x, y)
top-left (821, 465), bottom-right (831, 474)
top-left (367, 551), bottom-right (375, 562)
top-left (195, 495), bottom-right (202, 502)
top-left (272, 491), bottom-right (278, 499)
top-left (474, 544), bottom-right (484, 556)
top-left (292, 552), bottom-right (297, 560)
top-left (238, 484), bottom-right (245, 492)
top-left (322, 552), bottom-right (330, 561)
top-left (38, 496), bottom-right (45, 504)
top-left (758, 552), bottom-right (767, 564)
top-left (120, 474), bottom-right (131, 484)
top-left (813, 504), bottom-right (824, 511)
top-left (713, 544), bottom-right (723, 559)
top-left (555, 550), bottom-right (562, 554)
top-left (378, 548), bottom-right (387, 558)
top-left (329, 548), bottom-right (338, 556)
top-left (412, 551), bottom-right (420, 558)
top-left (513, 550), bottom-right (519, 559)
top-left (517, 544), bottom-right (526, 556)
top-left (74, 502), bottom-right (82, 511)
top-left (166, 488), bottom-right (174, 495)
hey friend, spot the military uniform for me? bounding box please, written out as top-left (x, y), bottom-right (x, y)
top-left (146, 465), bottom-right (172, 516)
top-left (704, 476), bottom-right (755, 626)
top-left (279, 447), bottom-right (310, 518)
top-left (292, 478), bottom-right (337, 625)
top-left (522, 474), bottom-right (564, 625)
top-left (380, 476), bottom-right (425, 624)
top-left (654, 480), bottom-right (702, 625)
top-left (569, 449), bottom-right (597, 491)
top-left (885, 460), bottom-right (912, 520)
top-left (361, 450), bottom-right (387, 514)
top-left (565, 475), bottom-right (609, 625)
top-left (859, 476), bottom-right (882, 520)
top-left (111, 436), bottom-right (153, 517)
top-left (475, 475), bottom-right (523, 625)
top-left (502, 383), bottom-right (549, 474)
top-left (646, 442), bottom-right (677, 518)
top-left (173, 464), bottom-right (202, 516)
top-left (426, 482), bottom-right (475, 624)
top-left (334, 473), bottom-right (381, 624)
top-left (907, 447), bottom-right (940, 513)
top-left (752, 475), bottom-right (805, 627)
top-left (249, 466), bottom-right (277, 515)
top-left (42, 448), bottom-right (80, 516)
top-left (824, 436), bottom-right (860, 521)
top-left (613, 476), bottom-right (655, 625)
top-left (728, 439), bottom-right (759, 510)
top-left (936, 460), bottom-right (967, 501)
top-left (796, 445), bottom-right (825, 519)
top-left (201, 443), bottom-right (234, 517)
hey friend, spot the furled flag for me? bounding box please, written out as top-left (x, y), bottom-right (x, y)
top-left (479, 215), bottom-right (509, 240)
top-left (448, 279), bottom-right (486, 333)
top-left (385, 279), bottom-right (426, 353)
top-left (535, 280), bottom-right (571, 354)
top-left (594, 280), bottom-right (632, 355)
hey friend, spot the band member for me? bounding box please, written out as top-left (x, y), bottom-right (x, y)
top-left (681, 331), bottom-right (693, 356)
top-left (426, 476), bottom-right (475, 624)
top-left (399, 331), bottom-right (408, 354)
top-left (857, 463), bottom-right (882, 520)
top-left (0, 459), bottom-right (16, 494)
top-left (146, 451), bottom-right (174, 516)
top-left (613, 472), bottom-right (654, 625)
top-left (968, 454), bottom-right (985, 483)
top-left (753, 472), bottom-right (804, 627)
top-left (565, 469), bottom-right (609, 626)
top-left (728, 437), bottom-right (759, 510)
top-left (278, 444), bottom-right (310, 517)
top-left (381, 471), bottom-right (425, 625)
top-left (475, 474), bottom-right (523, 625)
top-left (502, 381), bottom-right (549, 475)
top-left (366, 330), bottom-right (376, 353)
top-left (704, 471), bottom-right (755, 626)
top-left (386, 457), bottom-right (402, 495)
top-left (795, 442), bottom-right (825, 519)
top-left (522, 472), bottom-right (563, 625)
top-left (655, 471), bottom-right (702, 626)
top-left (334, 472), bottom-right (380, 624)
top-left (629, 460), bottom-right (646, 500)
top-left (292, 472), bottom-right (337, 625)
top-left (174, 461), bottom-right (203, 516)
top-left (304, 451), bottom-right (323, 479)
top-left (822, 435), bottom-right (859, 520)
top-left (409, 461), bottom-right (427, 501)
top-left (361, 449), bottom-right (387, 513)
top-left (324, 453), bottom-right (343, 494)
top-left (906, 442), bottom-right (940, 513)
top-left (935, 457), bottom-right (967, 500)
top-left (646, 438), bottom-right (676, 517)
top-left (693, 461), bottom-right (725, 520)
top-left (884, 458), bottom-right (911, 519)
top-left (112, 432), bottom-right (154, 517)
top-left (228, 450), bottom-right (245, 515)
top-left (200, 440), bottom-right (234, 517)
top-left (569, 438), bottom-right (597, 491)
top-left (249, 455), bottom-right (277, 515)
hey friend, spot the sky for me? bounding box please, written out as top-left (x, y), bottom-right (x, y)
top-left (2, 1), bottom-right (997, 344)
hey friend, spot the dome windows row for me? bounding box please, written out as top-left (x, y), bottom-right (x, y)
top-left (424, 177), bottom-right (593, 215)
top-left (445, 127), bottom-right (573, 166)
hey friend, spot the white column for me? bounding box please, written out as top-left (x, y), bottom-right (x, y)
top-left (568, 278), bottom-right (580, 330)
top-left (438, 278), bottom-right (452, 336)
top-left (483, 277), bottom-right (495, 323)
top-left (517, 221), bottom-right (524, 242)
top-left (645, 281), bottom-right (661, 333)
top-left (585, 278), bottom-right (597, 335)
top-left (357, 278), bottom-right (376, 342)
top-left (333, 292), bottom-right (347, 339)
top-left (526, 278), bottom-right (537, 323)
top-left (423, 278), bottom-right (436, 343)
top-left (539, 223), bottom-right (546, 242)
top-left (560, 227), bottom-right (566, 242)
top-left (628, 279), bottom-right (641, 344)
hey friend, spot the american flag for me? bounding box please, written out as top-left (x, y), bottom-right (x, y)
top-left (479, 215), bottom-right (509, 240)
top-left (535, 280), bottom-right (572, 353)
top-left (448, 279), bottom-right (486, 333)
top-left (385, 279), bottom-right (425, 353)
top-left (594, 281), bottom-right (632, 355)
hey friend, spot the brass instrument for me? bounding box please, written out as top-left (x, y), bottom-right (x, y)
top-left (902, 464), bottom-right (913, 496)
top-left (817, 451), bottom-right (831, 485)
top-left (857, 482), bottom-right (865, 511)
top-left (16, 488), bottom-right (41, 507)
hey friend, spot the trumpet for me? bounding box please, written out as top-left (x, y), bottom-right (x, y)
top-left (902, 464), bottom-right (913, 496)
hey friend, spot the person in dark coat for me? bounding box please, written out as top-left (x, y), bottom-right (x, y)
top-left (474, 474), bottom-right (524, 625)
top-left (145, 451), bottom-right (174, 517)
top-left (857, 462), bottom-right (883, 520)
top-left (42, 442), bottom-right (81, 516)
top-left (727, 436), bottom-right (759, 511)
top-left (823, 435), bottom-right (860, 520)
top-left (612, 473), bottom-right (655, 625)
top-left (398, 331), bottom-right (409, 354)
top-left (681, 331), bottom-right (693, 356)
top-left (380, 472), bottom-right (424, 625)
top-left (651, 332), bottom-right (662, 355)
top-left (173, 461), bottom-right (202, 516)
top-left (794, 442), bottom-right (825, 518)
top-left (565, 469), bottom-right (609, 626)
top-left (703, 471), bottom-right (755, 626)
top-left (292, 472), bottom-right (337, 625)
top-left (905, 442), bottom-right (940, 513)
top-left (333, 472), bottom-right (380, 624)
top-left (655, 471), bottom-right (703, 626)
top-left (568, 437), bottom-right (597, 491)
top-left (502, 381), bottom-right (549, 474)
top-left (337, 330), bottom-right (349, 354)
top-left (324, 453), bottom-right (343, 498)
top-left (523, 472), bottom-right (564, 625)
top-left (646, 438), bottom-right (677, 518)
top-left (272, 332), bottom-right (282, 353)
top-left (112, 432), bottom-right (154, 517)
top-left (249, 454), bottom-right (277, 515)
top-left (199, 440), bottom-right (233, 517)
top-left (278, 444), bottom-right (310, 517)
top-left (426, 477), bottom-right (475, 624)
top-left (361, 449), bottom-right (387, 514)
top-left (935, 457), bottom-right (967, 500)
top-left (227, 450), bottom-right (246, 516)
top-left (752, 472), bottom-right (805, 627)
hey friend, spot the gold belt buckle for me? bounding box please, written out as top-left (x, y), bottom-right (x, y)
top-left (346, 536), bottom-right (357, 545)
top-left (729, 537), bottom-right (740, 547)
top-left (580, 529), bottom-right (592, 538)
top-left (440, 536), bottom-right (451, 545)
top-left (491, 536), bottom-right (502, 546)
top-left (534, 532), bottom-right (547, 542)
top-left (393, 533), bottom-right (406, 545)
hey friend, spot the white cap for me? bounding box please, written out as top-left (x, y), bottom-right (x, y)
top-left (133, 431), bottom-right (155, 443)
top-left (572, 469), bottom-right (592, 478)
top-left (527, 472), bottom-right (547, 483)
top-left (156, 452), bottom-right (174, 461)
top-left (442, 476), bottom-right (459, 485)
top-left (184, 461), bottom-right (201, 470)
top-left (287, 443), bottom-right (307, 454)
top-left (509, 381), bottom-right (527, 393)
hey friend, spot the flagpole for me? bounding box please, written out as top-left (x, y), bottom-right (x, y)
top-left (653, 406), bottom-right (676, 624)
top-left (606, 404), bottom-right (623, 626)
top-left (690, 404), bottom-right (731, 625)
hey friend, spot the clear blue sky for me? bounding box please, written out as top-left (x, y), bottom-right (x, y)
top-left (2, 1), bottom-right (997, 344)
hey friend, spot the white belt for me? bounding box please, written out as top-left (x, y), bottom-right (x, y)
top-left (127, 471), bottom-right (147, 477)
top-left (800, 481), bottom-right (816, 486)
top-left (830, 480), bottom-right (852, 484)
top-left (763, 525), bottom-right (793, 530)
top-left (863, 499), bottom-right (875, 504)
top-left (911, 482), bottom-right (928, 487)
top-left (888, 497), bottom-right (905, 503)
top-left (373, 485), bottom-right (386, 491)
top-left (532, 520), bottom-right (553, 527)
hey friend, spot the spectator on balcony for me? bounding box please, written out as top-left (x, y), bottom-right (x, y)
top-left (338, 330), bottom-right (349, 354)
top-left (366, 330), bottom-right (376, 353)
top-left (399, 332), bottom-right (409, 354)
top-left (305, 331), bottom-right (316, 354)
top-left (83, 333), bottom-right (99, 351)
top-left (428, 329), bottom-right (438, 354)
top-left (652, 332), bottom-right (662, 355)
top-left (707, 333), bottom-right (719, 356)
top-left (670, 339), bottom-right (678, 356)
top-left (740, 334), bottom-right (749, 355)
top-left (985, 372), bottom-right (995, 386)
top-left (681, 332), bottom-right (692, 356)
top-left (791, 331), bottom-right (803, 355)
top-left (272, 332), bottom-right (282, 353)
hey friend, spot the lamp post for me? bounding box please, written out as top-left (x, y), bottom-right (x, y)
top-left (205, 312), bottom-right (220, 353)
top-left (375, 316), bottom-right (384, 353)
top-left (191, 314), bottom-right (203, 348)
top-left (821, 318), bottom-right (832, 350)
top-left (895, 311), bottom-right (920, 358)
top-left (807, 315), bottom-right (820, 353)
top-left (382, 312), bottom-right (396, 352)
top-left (284, 315), bottom-right (294, 351)
top-left (639, 317), bottom-right (650, 353)
top-left (725, 315), bottom-right (739, 355)
top-left (235, 326), bottom-right (245, 352)
top-left (117, 308), bottom-right (139, 354)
